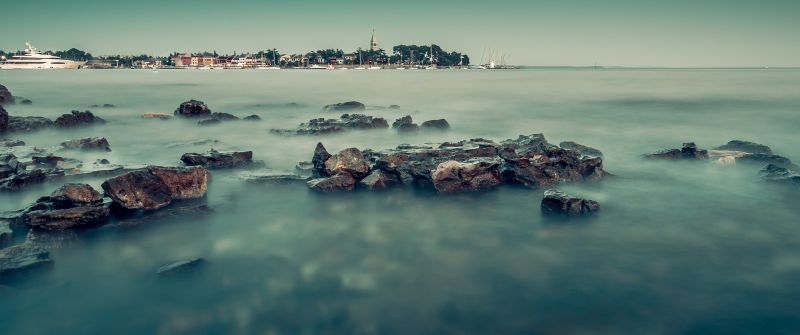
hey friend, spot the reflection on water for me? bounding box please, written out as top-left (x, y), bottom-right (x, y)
top-left (1, 69), bottom-right (800, 334)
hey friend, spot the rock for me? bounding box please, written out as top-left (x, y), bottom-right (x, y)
top-left (420, 119), bottom-right (450, 130)
top-left (0, 244), bottom-right (52, 278)
top-left (197, 119), bottom-right (221, 126)
top-left (147, 166), bottom-right (210, 200)
top-left (359, 170), bottom-right (400, 190)
top-left (0, 139), bottom-right (25, 147)
top-left (540, 189), bottom-right (600, 216)
top-left (60, 137), bottom-right (111, 152)
top-left (47, 183), bottom-right (103, 207)
top-left (388, 105), bottom-right (401, 109)
top-left (714, 140), bottom-right (773, 155)
top-left (243, 114), bottom-right (261, 121)
top-left (0, 169), bottom-right (47, 191)
top-left (324, 148), bottom-right (370, 179)
top-left (431, 158), bottom-right (503, 194)
top-left (19, 99), bottom-right (32, 105)
top-left (90, 104), bottom-right (115, 108)
top-left (0, 220), bottom-right (11, 248)
top-left (312, 142), bottom-right (332, 178)
top-left (142, 113), bottom-right (171, 120)
top-left (175, 99), bottom-right (212, 118)
top-left (645, 142), bottom-right (708, 160)
top-left (157, 257), bottom-right (205, 277)
top-left (26, 229), bottom-right (80, 250)
top-left (501, 133), bottom-right (558, 155)
top-left (738, 153), bottom-right (796, 170)
top-left (271, 114), bottom-right (389, 135)
top-left (210, 112), bottom-right (239, 121)
top-left (101, 170), bottom-right (173, 210)
top-left (307, 173), bottom-right (357, 192)
top-left (0, 84), bottom-right (14, 105)
top-left (54, 110), bottom-right (105, 128)
top-left (295, 161), bottom-right (314, 174)
top-left (239, 170), bottom-right (308, 184)
top-left (759, 164), bottom-right (800, 185)
top-left (392, 115), bottom-right (419, 132)
top-left (6, 116), bottom-right (53, 132)
top-left (31, 155), bottom-right (64, 168)
top-left (25, 205), bottom-right (111, 230)
top-left (559, 141), bottom-right (603, 157)
top-left (0, 105), bottom-right (7, 132)
top-left (180, 150), bottom-right (255, 169)
top-left (323, 101), bottom-right (365, 112)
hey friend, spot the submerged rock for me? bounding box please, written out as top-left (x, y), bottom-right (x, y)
top-left (392, 115), bottom-right (419, 132)
top-left (0, 244), bottom-right (52, 278)
top-left (60, 137), bottom-right (111, 152)
top-left (175, 99), bottom-right (212, 118)
top-left (239, 170), bottom-right (308, 184)
top-left (142, 113), bottom-right (171, 120)
top-left (559, 141), bottom-right (603, 157)
top-left (645, 142), bottom-right (708, 160)
top-left (54, 110), bottom-right (105, 128)
top-left (6, 116), bottom-right (53, 132)
top-left (180, 150), bottom-right (255, 169)
top-left (540, 189), bottom-right (600, 216)
top-left (420, 119), bottom-right (450, 130)
top-left (157, 257), bottom-right (205, 277)
top-left (0, 105), bottom-right (7, 132)
top-left (19, 98), bottom-right (32, 105)
top-left (0, 139), bottom-right (25, 147)
top-left (295, 161), bottom-right (314, 175)
top-left (307, 173), bottom-right (356, 192)
top-left (101, 166), bottom-right (210, 210)
top-left (358, 169), bottom-right (400, 190)
top-left (0, 169), bottom-right (47, 191)
top-left (243, 114), bottom-right (262, 121)
top-left (737, 153), bottom-right (797, 170)
top-left (323, 101), bottom-right (365, 112)
top-left (271, 114), bottom-right (389, 135)
top-left (25, 206), bottom-right (110, 231)
top-left (759, 164), bottom-right (800, 186)
top-left (714, 140), bottom-right (773, 155)
top-left (0, 84), bottom-right (14, 105)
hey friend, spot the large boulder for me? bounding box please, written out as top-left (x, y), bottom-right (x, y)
top-left (25, 206), bottom-right (110, 231)
top-left (47, 183), bottom-right (103, 208)
top-left (323, 101), bottom-right (365, 112)
top-left (420, 119), bottom-right (450, 130)
top-left (0, 105), bottom-right (7, 132)
top-left (101, 170), bottom-right (173, 210)
top-left (180, 150), bottom-right (254, 169)
top-left (0, 84), bottom-right (14, 105)
top-left (324, 148), bottom-right (370, 179)
top-left (147, 166), bottom-right (210, 200)
top-left (392, 115), bottom-right (419, 132)
top-left (54, 110), bottom-right (105, 128)
top-left (359, 170), bottom-right (400, 191)
top-left (312, 142), bottom-right (332, 178)
top-left (431, 158), bottom-right (503, 194)
top-left (540, 189), bottom-right (600, 216)
top-left (559, 141), bottom-right (603, 157)
top-left (645, 142), bottom-right (708, 160)
top-left (60, 137), bottom-right (111, 152)
top-left (307, 173), bottom-right (356, 192)
top-left (6, 116), bottom-right (53, 132)
top-left (0, 244), bottom-right (52, 278)
top-left (175, 100), bottom-right (212, 118)
top-left (714, 140), bottom-right (773, 155)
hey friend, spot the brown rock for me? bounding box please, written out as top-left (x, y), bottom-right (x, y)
top-left (324, 148), bottom-right (370, 179)
top-left (307, 174), bottom-right (356, 192)
top-left (147, 166), bottom-right (210, 200)
top-left (101, 170), bottom-right (173, 210)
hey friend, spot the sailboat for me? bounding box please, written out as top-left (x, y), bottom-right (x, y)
top-left (257, 49), bottom-right (280, 70)
top-left (354, 50), bottom-right (366, 70)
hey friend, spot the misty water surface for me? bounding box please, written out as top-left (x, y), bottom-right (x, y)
top-left (1, 69), bottom-right (799, 334)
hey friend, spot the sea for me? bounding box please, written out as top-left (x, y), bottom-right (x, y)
top-left (1, 68), bottom-right (799, 334)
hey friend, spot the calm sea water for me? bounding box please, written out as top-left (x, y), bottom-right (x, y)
top-left (1, 69), bottom-right (799, 335)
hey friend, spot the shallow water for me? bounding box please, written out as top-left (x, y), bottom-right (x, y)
top-left (1, 69), bottom-right (800, 334)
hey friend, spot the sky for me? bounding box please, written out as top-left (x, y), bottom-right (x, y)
top-left (1, 0), bottom-right (799, 67)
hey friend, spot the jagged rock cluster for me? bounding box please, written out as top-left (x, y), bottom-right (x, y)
top-left (271, 114), bottom-right (390, 135)
top-left (323, 101), bottom-right (366, 112)
top-left (2, 109), bottom-right (105, 133)
top-left (391, 115), bottom-right (451, 132)
top-left (173, 100), bottom-right (261, 125)
top-left (540, 189), bottom-right (600, 216)
top-left (306, 134), bottom-right (606, 193)
top-left (60, 137), bottom-right (111, 152)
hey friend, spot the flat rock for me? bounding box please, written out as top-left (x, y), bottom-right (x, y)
top-left (307, 174), bottom-right (356, 192)
top-left (101, 169), bottom-right (174, 210)
top-left (271, 114), bottom-right (389, 135)
top-left (0, 244), bottom-right (52, 278)
top-left (157, 257), bottom-right (205, 277)
top-left (147, 166), bottom-right (210, 200)
top-left (714, 140), bottom-right (773, 155)
top-left (420, 119), bottom-right (450, 129)
top-left (541, 189), bottom-right (600, 216)
top-left (60, 137), bottom-right (111, 152)
top-left (645, 142), bottom-right (708, 160)
top-left (142, 113), bottom-right (171, 120)
top-left (181, 150), bottom-right (255, 169)
top-left (25, 205), bottom-right (111, 230)
top-left (559, 141), bottom-right (603, 157)
top-left (0, 139), bottom-right (25, 147)
top-left (47, 183), bottom-right (103, 207)
top-left (54, 110), bottom-right (105, 128)
top-left (239, 170), bottom-right (308, 183)
top-left (175, 99), bottom-right (212, 118)
top-left (323, 101), bottom-right (365, 112)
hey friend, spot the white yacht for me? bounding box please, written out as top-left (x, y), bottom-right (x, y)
top-left (0, 42), bottom-right (83, 69)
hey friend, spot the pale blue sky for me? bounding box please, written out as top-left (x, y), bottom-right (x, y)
top-left (1, 0), bottom-right (798, 67)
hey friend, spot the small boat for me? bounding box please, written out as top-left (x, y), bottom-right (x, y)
top-left (354, 66), bottom-right (366, 70)
top-left (367, 66), bottom-right (381, 70)
top-left (256, 66), bottom-right (280, 70)
top-left (308, 64), bottom-right (326, 70)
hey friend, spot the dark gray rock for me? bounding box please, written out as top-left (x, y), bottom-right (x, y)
top-left (26, 229), bottom-right (80, 250)
top-left (6, 116), bottom-right (53, 132)
top-left (175, 99), bottom-right (212, 118)
top-left (0, 139), bottom-right (25, 147)
top-left (0, 169), bottom-right (47, 191)
top-left (392, 115), bottom-right (419, 132)
top-left (759, 164), bottom-right (800, 186)
top-left (197, 119), bottom-right (221, 126)
top-left (359, 170), bottom-right (400, 191)
top-left (180, 150), bottom-right (254, 169)
top-left (25, 205), bottom-right (111, 231)
top-left (54, 110), bottom-right (105, 128)
top-left (243, 114), bottom-right (262, 121)
top-left (239, 171), bottom-right (308, 184)
top-left (0, 105), bottom-right (7, 132)
top-left (388, 105), bottom-right (401, 110)
top-left (271, 114), bottom-right (389, 135)
top-left (157, 257), bottom-right (205, 277)
top-left (738, 153), bottom-right (796, 170)
top-left (420, 119), bottom-right (450, 130)
top-left (60, 137), bottom-right (111, 152)
top-left (559, 141), bottom-right (603, 157)
top-left (541, 189), bottom-right (600, 216)
top-left (323, 101), bottom-right (365, 112)
top-left (18, 98), bottom-right (32, 105)
top-left (0, 84), bottom-right (14, 105)
top-left (645, 142), bottom-right (708, 160)
top-left (210, 112), bottom-right (239, 121)
top-left (307, 174), bottom-right (356, 192)
top-left (715, 140), bottom-right (773, 155)
top-left (0, 244), bottom-right (52, 278)
top-left (312, 142), bottom-right (332, 178)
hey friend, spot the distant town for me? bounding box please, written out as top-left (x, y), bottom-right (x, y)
top-left (0, 31), bottom-right (514, 70)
